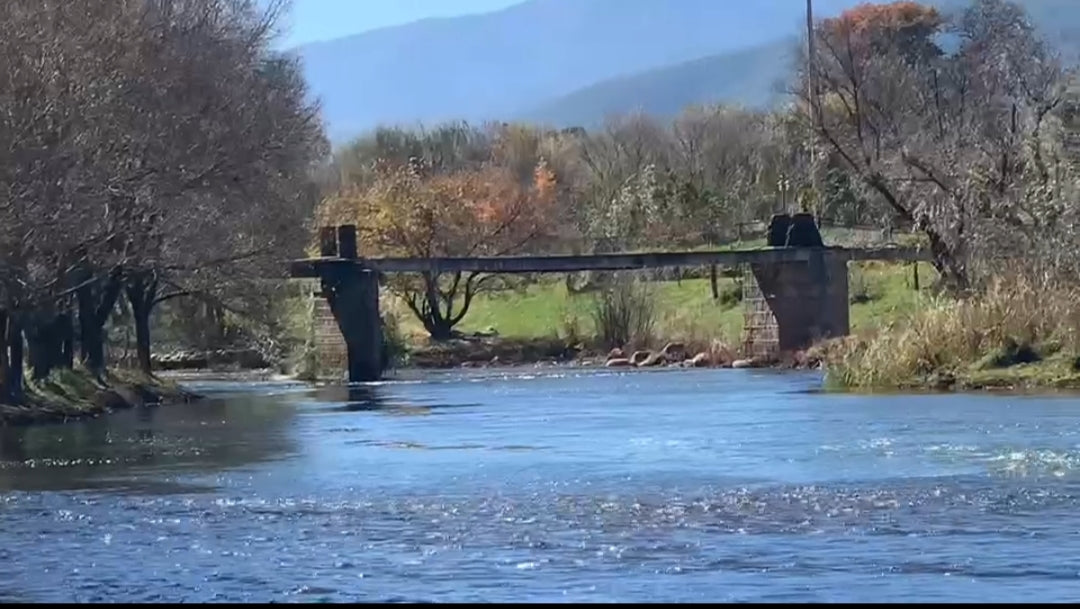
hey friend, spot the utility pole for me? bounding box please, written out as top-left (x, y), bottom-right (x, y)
top-left (806, 0), bottom-right (820, 221)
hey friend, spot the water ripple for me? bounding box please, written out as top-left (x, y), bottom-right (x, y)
top-left (4, 372), bottom-right (1080, 602)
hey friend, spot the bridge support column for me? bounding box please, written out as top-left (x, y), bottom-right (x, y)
top-left (744, 250), bottom-right (849, 359)
top-left (324, 269), bottom-right (383, 383)
top-left (319, 225), bottom-right (384, 383)
top-left (744, 214), bottom-right (849, 359)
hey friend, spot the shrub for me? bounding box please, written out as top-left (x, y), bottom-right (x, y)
top-left (381, 313), bottom-right (409, 370)
top-left (848, 264), bottom-right (880, 304)
top-left (558, 309), bottom-right (585, 346)
top-left (824, 274), bottom-right (1080, 389)
top-left (589, 272), bottom-right (657, 350)
top-left (718, 275), bottom-right (744, 307)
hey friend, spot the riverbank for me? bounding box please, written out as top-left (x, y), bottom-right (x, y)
top-left (821, 275), bottom-right (1080, 393)
top-left (0, 368), bottom-right (202, 427)
top-left (403, 335), bottom-right (821, 372)
top-left (396, 267), bottom-right (1080, 395)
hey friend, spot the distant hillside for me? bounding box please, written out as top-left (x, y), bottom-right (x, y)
top-left (295, 0), bottom-right (1080, 142)
top-left (295, 0), bottom-right (858, 142)
top-left (522, 39), bottom-right (796, 127)
top-left (518, 0), bottom-right (1080, 129)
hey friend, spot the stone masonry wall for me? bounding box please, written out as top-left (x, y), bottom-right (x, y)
top-left (311, 296), bottom-right (348, 373)
top-left (743, 254), bottom-right (849, 358)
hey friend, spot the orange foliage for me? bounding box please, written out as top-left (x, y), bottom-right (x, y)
top-left (828, 1), bottom-right (941, 34)
top-left (821, 1), bottom-right (942, 54)
top-left (317, 161), bottom-right (559, 259)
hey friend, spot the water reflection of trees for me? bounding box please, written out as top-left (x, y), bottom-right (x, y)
top-left (0, 393), bottom-right (300, 493)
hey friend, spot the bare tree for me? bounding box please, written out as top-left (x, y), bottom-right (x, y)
top-left (801, 0), bottom-right (1067, 288)
top-left (115, 0), bottom-right (326, 374)
top-left (0, 0), bottom-right (326, 397)
top-left (576, 113), bottom-right (672, 252)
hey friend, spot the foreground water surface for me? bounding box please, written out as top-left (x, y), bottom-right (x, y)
top-left (3, 368), bottom-right (1080, 602)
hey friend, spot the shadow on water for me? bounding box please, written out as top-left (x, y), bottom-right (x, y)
top-left (311, 384), bottom-right (390, 412)
top-left (0, 391), bottom-right (299, 494)
top-left (308, 384), bottom-right (481, 416)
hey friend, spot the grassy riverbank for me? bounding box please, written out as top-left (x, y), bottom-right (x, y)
top-left (388, 261), bottom-right (1080, 394)
top-left (0, 368), bottom-right (201, 427)
top-left (821, 275), bottom-right (1080, 392)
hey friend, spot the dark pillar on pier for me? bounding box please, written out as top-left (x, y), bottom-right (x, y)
top-left (319, 227), bottom-right (338, 257)
top-left (337, 225), bottom-right (358, 260)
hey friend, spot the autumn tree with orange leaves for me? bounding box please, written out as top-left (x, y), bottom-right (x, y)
top-left (319, 159), bottom-right (559, 339)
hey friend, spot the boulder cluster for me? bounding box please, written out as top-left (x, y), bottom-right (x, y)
top-left (601, 342), bottom-right (759, 370)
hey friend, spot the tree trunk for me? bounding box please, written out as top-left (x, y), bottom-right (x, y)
top-left (0, 310), bottom-right (8, 403)
top-left (77, 306), bottom-right (105, 376)
top-left (420, 273), bottom-right (455, 342)
top-left (77, 271), bottom-right (123, 378)
top-left (58, 312), bottom-right (74, 369)
top-left (25, 316), bottom-right (60, 381)
top-left (426, 318), bottom-right (455, 341)
top-left (926, 230), bottom-right (969, 292)
top-left (6, 316), bottom-right (24, 403)
top-left (124, 272), bottom-right (158, 375)
top-left (134, 307), bottom-right (152, 374)
top-left (709, 265), bottom-right (720, 300)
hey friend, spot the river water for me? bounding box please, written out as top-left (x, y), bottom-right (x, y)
top-left (3, 368), bottom-right (1080, 602)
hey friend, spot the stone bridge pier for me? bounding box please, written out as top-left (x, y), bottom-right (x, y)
top-left (313, 226), bottom-right (383, 383)
top-left (743, 213), bottom-right (850, 360)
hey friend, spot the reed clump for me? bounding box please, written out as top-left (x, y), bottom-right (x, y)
top-left (822, 274), bottom-right (1080, 391)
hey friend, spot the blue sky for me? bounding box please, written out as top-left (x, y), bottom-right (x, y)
top-left (276, 0), bottom-right (523, 48)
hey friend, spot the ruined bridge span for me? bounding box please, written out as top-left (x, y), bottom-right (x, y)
top-left (289, 245), bottom-right (923, 277)
top-left (291, 220), bottom-right (930, 383)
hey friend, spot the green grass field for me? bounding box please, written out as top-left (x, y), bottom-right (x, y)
top-left (384, 260), bottom-right (939, 349)
top-left (847, 261), bottom-right (938, 333)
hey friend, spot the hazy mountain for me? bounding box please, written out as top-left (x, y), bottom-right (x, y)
top-left (519, 0), bottom-right (1080, 129)
top-left (296, 0), bottom-right (1080, 142)
top-left (521, 39), bottom-right (797, 128)
top-left (296, 0), bottom-right (857, 142)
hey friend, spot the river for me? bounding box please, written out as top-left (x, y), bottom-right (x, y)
top-left (3, 368), bottom-right (1080, 602)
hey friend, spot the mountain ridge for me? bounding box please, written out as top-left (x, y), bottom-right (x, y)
top-left (295, 0), bottom-right (858, 141)
top-left (293, 0), bottom-right (1080, 142)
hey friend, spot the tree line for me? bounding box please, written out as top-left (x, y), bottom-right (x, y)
top-left (317, 107), bottom-right (884, 338)
top-left (0, 0), bottom-right (325, 402)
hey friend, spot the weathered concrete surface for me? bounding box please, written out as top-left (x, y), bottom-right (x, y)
top-left (746, 251), bottom-right (850, 358)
